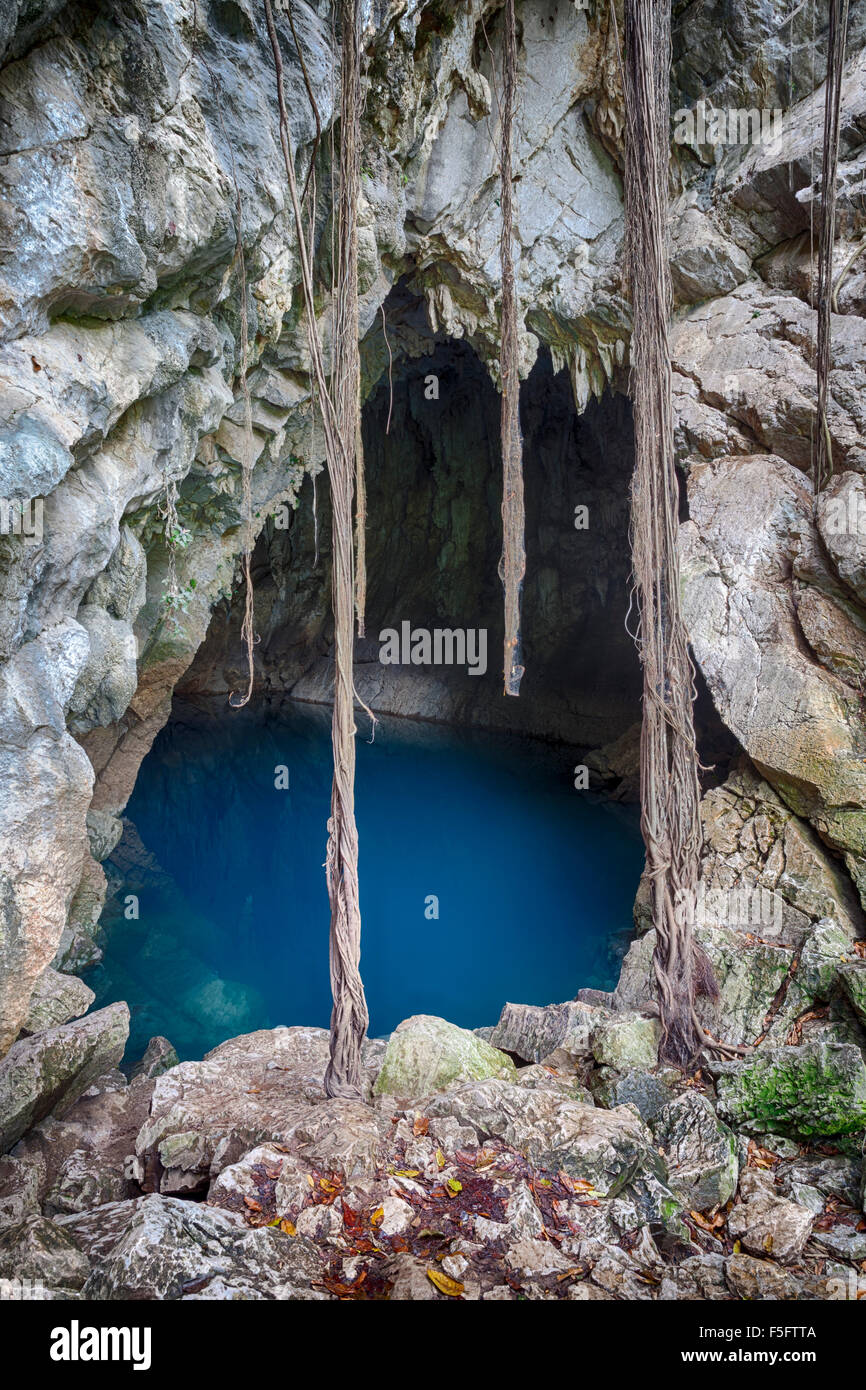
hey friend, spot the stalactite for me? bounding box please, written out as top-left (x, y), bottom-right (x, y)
top-left (263, 0), bottom-right (369, 1099)
top-left (815, 0), bottom-right (851, 495)
top-left (498, 0), bottom-right (526, 698)
top-left (622, 0), bottom-right (722, 1070)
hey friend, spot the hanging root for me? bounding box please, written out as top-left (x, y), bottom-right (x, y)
top-left (498, 0), bottom-right (526, 698)
top-left (814, 0), bottom-right (850, 496)
top-left (191, 1), bottom-right (257, 707)
top-left (624, 0), bottom-right (717, 1071)
top-left (263, 0), bottom-right (369, 1099)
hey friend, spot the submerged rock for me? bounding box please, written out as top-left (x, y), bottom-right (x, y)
top-left (0, 1003), bottom-right (128, 1152)
top-left (373, 1015), bottom-right (516, 1099)
top-left (712, 1038), bottom-right (866, 1139)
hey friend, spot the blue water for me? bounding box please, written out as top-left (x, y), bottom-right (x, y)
top-left (92, 701), bottom-right (644, 1063)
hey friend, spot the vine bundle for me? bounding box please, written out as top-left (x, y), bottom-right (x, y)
top-left (815, 0), bottom-right (851, 495)
top-left (498, 0), bottom-right (526, 698)
top-left (263, 0), bottom-right (369, 1099)
top-left (622, 0), bottom-right (718, 1069)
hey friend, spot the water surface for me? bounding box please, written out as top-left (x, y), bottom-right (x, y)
top-left (92, 700), bottom-right (643, 1062)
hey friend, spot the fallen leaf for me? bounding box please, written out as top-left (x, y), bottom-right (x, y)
top-left (427, 1268), bottom-right (464, 1297)
top-left (413, 1114), bottom-right (429, 1137)
top-left (243, 1196), bottom-right (262, 1212)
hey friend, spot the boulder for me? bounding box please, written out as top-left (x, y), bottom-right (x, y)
top-left (0, 1152), bottom-right (43, 1229)
top-left (20, 968), bottom-right (94, 1035)
top-left (590, 1012), bottom-right (661, 1070)
top-left (64, 1195), bottom-right (327, 1301)
top-left (12, 1073), bottom-right (154, 1216)
top-left (422, 1078), bottom-right (666, 1197)
top-left (724, 1252), bottom-right (800, 1300)
top-left (207, 1143), bottom-right (313, 1221)
top-left (0, 1214), bottom-right (90, 1290)
top-left (838, 961), bottom-right (866, 1029)
top-left (728, 1171), bottom-right (813, 1263)
top-left (136, 1029), bottom-right (385, 1193)
top-left (777, 1154), bottom-right (861, 1208)
top-left (488, 1000), bottom-right (601, 1064)
top-left (712, 1039), bottom-right (866, 1139)
top-left (0, 1003), bottom-right (128, 1152)
top-left (590, 1067), bottom-right (674, 1122)
top-left (129, 1036), bottom-right (179, 1081)
top-left (652, 1092), bottom-right (739, 1210)
top-left (373, 1015), bottom-right (516, 1099)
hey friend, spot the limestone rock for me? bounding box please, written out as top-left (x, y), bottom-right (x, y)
top-left (68, 1195), bottom-right (327, 1301)
top-left (590, 1012), bottom-right (661, 1070)
top-left (591, 1067), bottom-right (674, 1122)
top-left (129, 1036), bottom-right (179, 1082)
top-left (488, 999), bottom-right (601, 1063)
top-left (0, 1214), bottom-right (90, 1290)
top-left (652, 1092), bottom-right (739, 1211)
top-left (422, 1078), bottom-right (666, 1196)
top-left (0, 1151), bottom-right (43, 1229)
top-left (373, 1015), bottom-right (516, 1099)
top-left (20, 968), bottom-right (94, 1036)
top-left (838, 961), bottom-right (866, 1029)
top-left (728, 1171), bottom-right (813, 1263)
top-left (724, 1252), bottom-right (800, 1301)
top-left (0, 1003), bottom-right (129, 1152)
top-left (12, 1072), bottom-right (154, 1216)
top-left (712, 1039), bottom-right (866, 1139)
top-left (136, 1028), bottom-right (384, 1193)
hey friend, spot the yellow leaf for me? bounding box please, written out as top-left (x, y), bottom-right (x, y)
top-left (435, 1149), bottom-right (445, 1171)
top-left (391, 1169), bottom-right (420, 1178)
top-left (278, 1218), bottom-right (296, 1236)
top-left (370, 1206), bottom-right (384, 1228)
top-left (447, 1177), bottom-right (462, 1195)
top-left (427, 1268), bottom-right (464, 1297)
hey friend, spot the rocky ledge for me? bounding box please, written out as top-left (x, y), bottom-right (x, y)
top-left (1, 951), bottom-right (864, 1301)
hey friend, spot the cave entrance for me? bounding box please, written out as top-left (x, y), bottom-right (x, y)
top-left (91, 327), bottom-right (648, 1064)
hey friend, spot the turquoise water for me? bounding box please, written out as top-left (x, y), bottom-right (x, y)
top-left (92, 701), bottom-right (643, 1063)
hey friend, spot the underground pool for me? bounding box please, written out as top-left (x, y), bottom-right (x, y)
top-left (91, 699), bottom-right (644, 1063)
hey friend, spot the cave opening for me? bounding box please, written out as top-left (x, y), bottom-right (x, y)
top-left (91, 323), bottom-right (653, 1064)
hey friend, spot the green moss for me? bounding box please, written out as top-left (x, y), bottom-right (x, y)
top-left (715, 1040), bottom-right (866, 1139)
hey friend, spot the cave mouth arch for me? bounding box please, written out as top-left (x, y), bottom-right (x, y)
top-left (90, 330), bottom-right (656, 1065)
